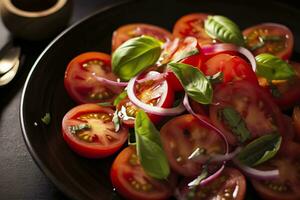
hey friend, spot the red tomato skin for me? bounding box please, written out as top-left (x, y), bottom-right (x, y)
top-left (243, 23), bottom-right (294, 60)
top-left (62, 104), bottom-right (128, 158)
top-left (110, 146), bottom-right (175, 200)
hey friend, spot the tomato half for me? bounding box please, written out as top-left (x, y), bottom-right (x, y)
top-left (173, 13), bottom-right (214, 46)
top-left (292, 106), bottom-right (300, 141)
top-left (258, 61), bottom-right (300, 109)
top-left (179, 168), bottom-right (246, 200)
top-left (251, 140), bottom-right (300, 200)
top-left (243, 23), bottom-right (294, 60)
top-left (160, 114), bottom-right (226, 177)
top-left (62, 104), bottom-right (128, 158)
top-left (112, 23), bottom-right (173, 52)
top-left (64, 52), bottom-right (122, 104)
top-left (117, 71), bottom-right (174, 127)
top-left (210, 80), bottom-right (284, 146)
top-left (110, 146), bottom-right (175, 200)
top-left (201, 53), bottom-right (258, 85)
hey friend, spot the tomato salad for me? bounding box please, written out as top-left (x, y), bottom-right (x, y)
top-left (61, 13), bottom-right (300, 200)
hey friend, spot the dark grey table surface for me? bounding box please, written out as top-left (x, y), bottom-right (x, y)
top-left (0, 0), bottom-right (299, 200)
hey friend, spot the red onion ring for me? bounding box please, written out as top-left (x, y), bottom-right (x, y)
top-left (93, 74), bottom-right (128, 87)
top-left (233, 159), bottom-right (279, 180)
top-left (201, 43), bottom-right (257, 72)
top-left (127, 74), bottom-right (186, 116)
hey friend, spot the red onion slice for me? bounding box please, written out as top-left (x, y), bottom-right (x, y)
top-left (127, 74), bottom-right (186, 116)
top-left (233, 159), bottom-right (279, 180)
top-left (201, 43), bottom-right (257, 72)
top-left (93, 74), bottom-right (128, 87)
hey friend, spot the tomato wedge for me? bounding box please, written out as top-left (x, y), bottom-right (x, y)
top-left (251, 141), bottom-right (300, 200)
top-left (62, 104), bottom-right (128, 158)
top-left (116, 71), bottom-right (174, 127)
top-left (110, 146), bottom-right (176, 200)
top-left (179, 168), bottom-right (246, 200)
top-left (243, 23), bottom-right (294, 60)
top-left (210, 80), bottom-right (284, 146)
top-left (160, 114), bottom-right (226, 177)
top-left (64, 52), bottom-right (122, 104)
top-left (112, 23), bottom-right (173, 51)
top-left (258, 61), bottom-right (300, 109)
top-left (201, 53), bottom-right (258, 85)
top-left (173, 13), bottom-right (214, 46)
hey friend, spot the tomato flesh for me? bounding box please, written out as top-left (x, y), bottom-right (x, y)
top-left (160, 114), bottom-right (226, 177)
top-left (243, 23), bottom-right (294, 60)
top-left (110, 146), bottom-right (175, 200)
top-left (64, 52), bottom-right (122, 104)
top-left (62, 104), bottom-right (128, 158)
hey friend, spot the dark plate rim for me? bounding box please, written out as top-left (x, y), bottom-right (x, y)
top-left (19, 0), bottom-right (133, 199)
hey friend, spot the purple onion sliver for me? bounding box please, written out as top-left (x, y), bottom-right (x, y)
top-left (94, 75), bottom-right (128, 87)
top-left (199, 164), bottom-right (225, 187)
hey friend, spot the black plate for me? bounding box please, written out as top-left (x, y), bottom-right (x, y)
top-left (20, 0), bottom-right (300, 199)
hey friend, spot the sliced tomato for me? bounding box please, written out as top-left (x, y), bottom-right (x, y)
top-left (110, 146), bottom-right (175, 200)
top-left (173, 13), bottom-right (214, 46)
top-left (210, 80), bottom-right (284, 146)
top-left (258, 61), bottom-right (300, 109)
top-left (292, 106), bottom-right (300, 141)
top-left (112, 23), bottom-right (173, 51)
top-left (179, 168), bottom-right (246, 200)
top-left (243, 23), bottom-right (294, 60)
top-left (201, 53), bottom-right (258, 85)
top-left (251, 141), bottom-right (300, 200)
top-left (62, 104), bottom-right (128, 158)
top-left (160, 114), bottom-right (226, 177)
top-left (64, 52), bottom-right (122, 104)
top-left (116, 71), bottom-right (174, 127)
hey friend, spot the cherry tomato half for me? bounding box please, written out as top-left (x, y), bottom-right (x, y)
top-left (64, 52), bottom-right (122, 104)
top-left (62, 104), bottom-right (128, 158)
top-left (160, 114), bottom-right (226, 177)
top-left (173, 13), bottom-right (214, 46)
top-left (201, 53), bottom-right (258, 85)
top-left (210, 80), bottom-right (284, 146)
top-left (179, 168), bottom-right (246, 200)
top-left (110, 146), bottom-right (176, 200)
top-left (117, 71), bottom-right (174, 127)
top-left (292, 106), bottom-right (300, 141)
top-left (112, 23), bottom-right (173, 52)
top-left (251, 140), bottom-right (300, 200)
top-left (243, 23), bottom-right (294, 60)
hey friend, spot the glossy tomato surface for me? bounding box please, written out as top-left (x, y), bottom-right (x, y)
top-left (110, 146), bottom-right (175, 200)
top-left (243, 23), bottom-right (294, 60)
top-left (117, 71), bottom-right (174, 127)
top-left (251, 141), bottom-right (300, 200)
top-left (173, 13), bottom-right (214, 46)
top-left (179, 168), bottom-right (246, 200)
top-left (64, 52), bottom-right (122, 104)
top-left (112, 23), bottom-right (173, 51)
top-left (210, 80), bottom-right (284, 146)
top-left (62, 104), bottom-right (128, 158)
top-left (160, 114), bottom-right (226, 177)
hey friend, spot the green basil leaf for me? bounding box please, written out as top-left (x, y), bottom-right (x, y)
top-left (41, 113), bottom-right (51, 125)
top-left (168, 63), bottom-right (212, 104)
top-left (255, 53), bottom-right (295, 80)
top-left (220, 107), bottom-right (251, 143)
top-left (113, 91), bottom-right (128, 106)
top-left (204, 15), bottom-right (244, 46)
top-left (237, 134), bottom-right (282, 166)
top-left (112, 36), bottom-right (162, 81)
top-left (135, 110), bottom-right (170, 179)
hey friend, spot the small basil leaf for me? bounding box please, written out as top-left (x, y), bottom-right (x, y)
top-left (204, 15), bottom-right (244, 46)
top-left (168, 63), bottom-right (212, 104)
top-left (237, 134), bottom-right (282, 166)
top-left (112, 36), bottom-right (162, 81)
top-left (220, 107), bottom-right (251, 143)
top-left (113, 91), bottom-right (128, 106)
top-left (255, 53), bottom-right (295, 80)
top-left (135, 110), bottom-right (170, 179)
top-left (41, 113), bottom-right (51, 125)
